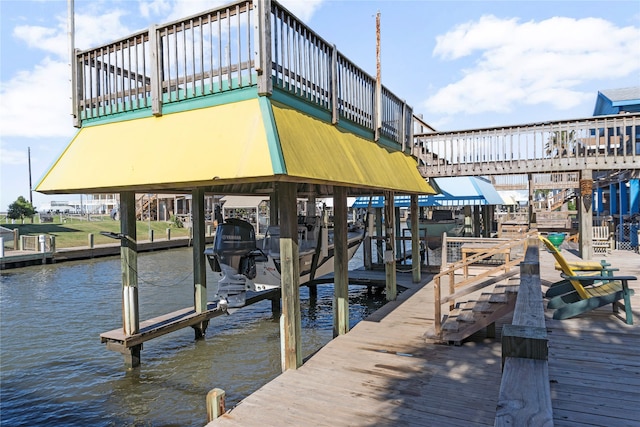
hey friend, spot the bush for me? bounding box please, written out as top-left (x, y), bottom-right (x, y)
top-left (170, 215), bottom-right (184, 228)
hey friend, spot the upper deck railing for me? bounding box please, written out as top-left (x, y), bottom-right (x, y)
top-left (413, 113), bottom-right (640, 176)
top-left (72, 0), bottom-right (411, 148)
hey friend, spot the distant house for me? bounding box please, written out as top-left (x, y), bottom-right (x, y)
top-left (593, 86), bottom-right (640, 116)
top-left (591, 87), bottom-right (639, 250)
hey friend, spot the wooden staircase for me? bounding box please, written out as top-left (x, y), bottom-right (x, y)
top-left (425, 278), bottom-right (519, 345)
top-left (424, 233), bottom-right (535, 345)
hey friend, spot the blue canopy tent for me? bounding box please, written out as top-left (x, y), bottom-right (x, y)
top-left (352, 177), bottom-right (504, 208)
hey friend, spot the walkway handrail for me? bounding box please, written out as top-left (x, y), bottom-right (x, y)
top-left (72, 0), bottom-right (412, 149)
top-left (495, 238), bottom-right (553, 425)
top-left (414, 113), bottom-right (640, 176)
top-left (432, 233), bottom-right (535, 336)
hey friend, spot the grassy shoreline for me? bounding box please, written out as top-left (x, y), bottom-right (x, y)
top-left (2, 216), bottom-right (192, 249)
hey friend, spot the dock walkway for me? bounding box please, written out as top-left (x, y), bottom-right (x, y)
top-left (207, 247), bottom-right (639, 426)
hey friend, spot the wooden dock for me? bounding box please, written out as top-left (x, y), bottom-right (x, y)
top-left (206, 247), bottom-right (640, 426)
top-left (0, 236), bottom-right (213, 269)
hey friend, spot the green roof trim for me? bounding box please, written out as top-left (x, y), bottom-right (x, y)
top-left (260, 97), bottom-right (286, 175)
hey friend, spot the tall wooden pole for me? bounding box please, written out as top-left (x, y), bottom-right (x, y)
top-left (192, 188), bottom-right (208, 338)
top-left (579, 170), bottom-right (594, 260)
top-left (384, 191), bottom-right (396, 301)
top-left (333, 186), bottom-right (349, 337)
top-left (279, 182), bottom-right (301, 370)
top-left (410, 194), bottom-right (420, 283)
top-left (120, 191), bottom-right (140, 368)
top-left (28, 147), bottom-right (33, 205)
top-left (528, 173), bottom-right (537, 228)
top-left (374, 11), bottom-right (381, 141)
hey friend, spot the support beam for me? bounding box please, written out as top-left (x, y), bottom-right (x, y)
top-left (363, 206), bottom-right (373, 270)
top-left (473, 206), bottom-right (481, 237)
top-left (631, 179), bottom-right (639, 215)
top-left (578, 170), bottom-right (593, 260)
top-left (192, 188), bottom-right (208, 339)
top-left (333, 186), bottom-right (349, 337)
top-left (384, 191), bottom-right (397, 301)
top-left (375, 208), bottom-right (383, 264)
top-left (528, 173), bottom-right (537, 227)
top-left (395, 206), bottom-right (402, 259)
top-left (279, 182), bottom-right (301, 370)
top-left (410, 194), bottom-right (420, 283)
top-left (270, 183), bottom-right (279, 226)
top-left (120, 191), bottom-right (141, 368)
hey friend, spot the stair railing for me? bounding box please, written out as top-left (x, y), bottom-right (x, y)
top-left (432, 231), bottom-right (535, 337)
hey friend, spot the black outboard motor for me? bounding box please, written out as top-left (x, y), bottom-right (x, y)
top-left (205, 218), bottom-right (257, 274)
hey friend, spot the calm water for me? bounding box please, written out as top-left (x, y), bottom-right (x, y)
top-left (0, 247), bottom-right (387, 427)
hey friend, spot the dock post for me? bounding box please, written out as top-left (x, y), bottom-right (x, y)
top-left (364, 206), bottom-right (373, 269)
top-left (279, 182), bottom-right (302, 370)
top-left (192, 188), bottom-right (208, 339)
top-left (375, 208), bottom-right (383, 264)
top-left (120, 191), bottom-right (140, 369)
top-left (88, 233), bottom-right (94, 249)
top-left (410, 194), bottom-right (420, 283)
top-left (308, 284), bottom-right (317, 297)
top-left (206, 388), bottom-right (226, 421)
top-left (270, 294), bottom-right (281, 316)
top-left (333, 186), bottom-right (349, 337)
top-left (384, 191), bottom-right (397, 301)
top-left (578, 169), bottom-right (594, 260)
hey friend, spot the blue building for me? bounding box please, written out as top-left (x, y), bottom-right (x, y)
top-left (592, 87), bottom-right (640, 250)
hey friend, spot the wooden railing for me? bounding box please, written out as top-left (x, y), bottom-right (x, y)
top-left (414, 113), bottom-right (640, 175)
top-left (491, 172), bottom-right (580, 190)
top-left (432, 233), bottom-right (534, 336)
top-left (72, 0), bottom-right (412, 148)
top-left (495, 239), bottom-right (553, 425)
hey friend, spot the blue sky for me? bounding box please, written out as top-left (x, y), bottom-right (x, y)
top-left (1, 0), bottom-right (639, 210)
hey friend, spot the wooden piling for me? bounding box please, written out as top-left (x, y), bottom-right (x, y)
top-left (279, 182), bottom-right (301, 370)
top-left (384, 191), bottom-right (397, 301)
top-left (206, 388), bottom-right (226, 421)
top-left (410, 194), bottom-right (420, 283)
top-left (120, 191), bottom-right (140, 369)
top-left (192, 188), bottom-right (208, 339)
top-left (333, 186), bottom-right (349, 337)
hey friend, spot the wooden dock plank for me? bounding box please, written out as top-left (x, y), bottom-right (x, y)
top-left (206, 248), bottom-right (640, 427)
top-left (100, 301), bottom-right (227, 347)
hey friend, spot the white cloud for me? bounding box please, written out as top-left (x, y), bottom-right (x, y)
top-left (0, 58), bottom-right (75, 138)
top-left (425, 15), bottom-right (640, 117)
top-left (159, 0), bottom-right (324, 24)
top-left (0, 147), bottom-right (27, 166)
top-left (279, 0), bottom-right (324, 23)
top-left (139, 0), bottom-right (172, 19)
top-left (12, 9), bottom-right (133, 58)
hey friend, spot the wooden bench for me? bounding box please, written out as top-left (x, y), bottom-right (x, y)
top-left (592, 226), bottom-right (611, 254)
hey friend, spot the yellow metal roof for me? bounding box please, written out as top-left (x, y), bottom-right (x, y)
top-left (272, 103), bottom-right (435, 194)
top-left (37, 96), bottom-right (434, 196)
top-left (36, 99), bottom-right (275, 194)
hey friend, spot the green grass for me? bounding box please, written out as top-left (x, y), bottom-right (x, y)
top-left (2, 216), bottom-right (192, 248)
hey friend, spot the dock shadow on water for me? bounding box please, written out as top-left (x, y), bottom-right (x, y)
top-left (0, 246), bottom-right (387, 427)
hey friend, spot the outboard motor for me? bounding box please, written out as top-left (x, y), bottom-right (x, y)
top-left (204, 218), bottom-right (266, 307)
top-left (206, 218), bottom-right (257, 272)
